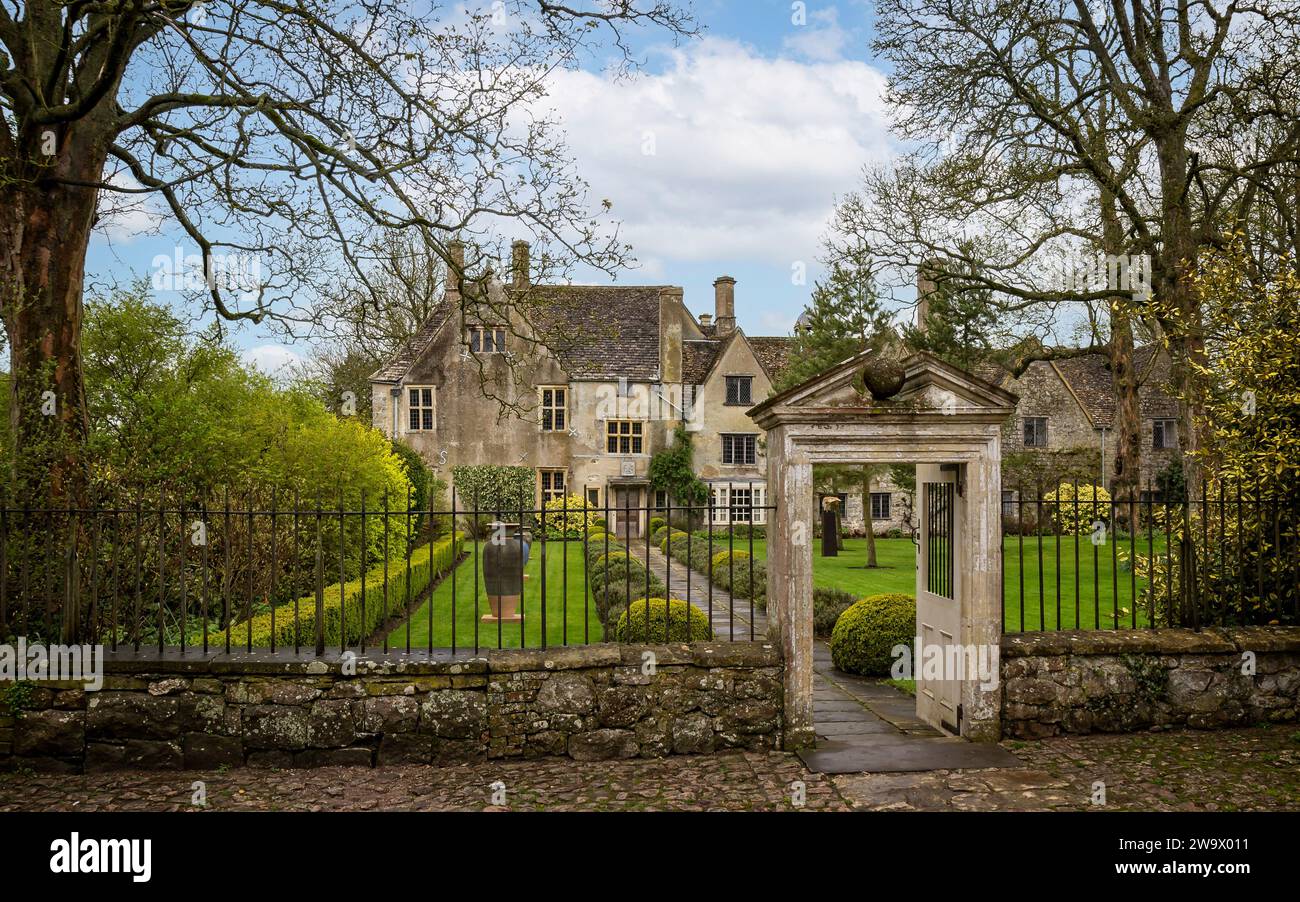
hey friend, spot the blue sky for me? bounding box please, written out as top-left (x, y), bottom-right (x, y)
top-left (86, 1), bottom-right (897, 373)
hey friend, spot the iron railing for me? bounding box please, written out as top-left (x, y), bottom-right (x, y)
top-left (0, 485), bottom-right (777, 657)
top-left (1000, 484), bottom-right (1298, 632)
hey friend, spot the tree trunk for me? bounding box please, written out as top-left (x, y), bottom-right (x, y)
top-left (0, 113), bottom-right (111, 640)
top-left (0, 142), bottom-right (102, 511)
top-left (1099, 190), bottom-right (1143, 532)
top-left (1153, 131), bottom-right (1211, 501)
top-left (862, 464), bottom-right (877, 567)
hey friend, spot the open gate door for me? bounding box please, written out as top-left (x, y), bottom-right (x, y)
top-left (916, 463), bottom-right (962, 736)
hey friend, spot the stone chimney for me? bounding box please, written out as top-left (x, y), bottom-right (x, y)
top-left (659, 288), bottom-right (684, 383)
top-left (713, 276), bottom-right (736, 336)
top-left (511, 240), bottom-right (530, 290)
top-left (916, 260), bottom-right (944, 332)
top-left (698, 313), bottom-right (713, 328)
top-left (446, 239), bottom-right (466, 302)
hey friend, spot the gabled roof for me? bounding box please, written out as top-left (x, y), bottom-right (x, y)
top-left (521, 284), bottom-right (668, 380)
top-left (978, 346), bottom-right (1175, 428)
top-left (747, 336), bottom-right (795, 382)
top-left (369, 298), bottom-right (457, 383)
top-left (683, 339), bottom-right (721, 383)
top-left (748, 348), bottom-right (1019, 428)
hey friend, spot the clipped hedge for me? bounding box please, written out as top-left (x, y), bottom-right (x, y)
top-left (813, 586), bottom-right (859, 638)
top-left (589, 550), bottom-right (630, 575)
top-left (591, 558), bottom-right (665, 633)
top-left (658, 529), bottom-right (689, 553)
top-left (666, 532), bottom-right (713, 569)
top-left (585, 537), bottom-right (622, 565)
top-left (615, 598), bottom-right (712, 643)
top-left (648, 516), bottom-right (666, 535)
top-left (247, 532), bottom-right (465, 648)
top-left (651, 525), bottom-right (671, 546)
top-left (710, 549), bottom-right (766, 607)
top-left (829, 593), bottom-right (916, 676)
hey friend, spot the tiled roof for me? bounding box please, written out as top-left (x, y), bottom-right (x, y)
top-left (978, 346), bottom-right (1176, 427)
top-left (522, 284), bottom-right (668, 380)
top-left (1051, 345), bottom-right (1176, 426)
top-left (369, 299), bottom-right (456, 382)
top-left (683, 339), bottom-right (721, 383)
top-left (747, 336), bottom-right (796, 382)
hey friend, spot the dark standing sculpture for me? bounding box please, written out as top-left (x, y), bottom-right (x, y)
top-left (482, 521), bottom-right (531, 623)
top-left (821, 496), bottom-right (841, 557)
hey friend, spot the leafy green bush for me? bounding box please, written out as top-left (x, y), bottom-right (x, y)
top-left (659, 529), bottom-right (689, 553)
top-left (710, 549), bottom-right (766, 606)
top-left (1044, 482), bottom-right (1112, 534)
top-left (666, 532), bottom-right (713, 568)
top-left (830, 593), bottom-right (916, 676)
top-left (589, 550), bottom-right (629, 575)
top-left (585, 537), bottom-right (623, 565)
top-left (648, 516), bottom-right (666, 535)
top-left (651, 525), bottom-right (671, 546)
top-left (540, 493), bottom-right (604, 539)
top-left (615, 598), bottom-right (712, 642)
top-left (450, 465), bottom-right (534, 520)
top-left (247, 533), bottom-right (464, 648)
top-left (590, 558), bottom-right (664, 632)
top-left (813, 587), bottom-right (859, 638)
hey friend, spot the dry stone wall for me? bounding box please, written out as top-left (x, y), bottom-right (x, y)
top-left (1001, 627), bottom-right (1300, 738)
top-left (0, 643), bottom-right (782, 773)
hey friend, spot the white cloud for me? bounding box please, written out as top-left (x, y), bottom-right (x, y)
top-left (783, 7), bottom-right (853, 62)
top-left (542, 37), bottom-right (896, 273)
top-left (94, 171), bottom-right (165, 243)
top-left (242, 344), bottom-right (302, 377)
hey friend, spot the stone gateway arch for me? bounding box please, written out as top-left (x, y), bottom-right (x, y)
top-left (748, 350), bottom-right (1018, 747)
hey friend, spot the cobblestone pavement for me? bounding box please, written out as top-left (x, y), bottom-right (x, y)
top-left (1, 724), bottom-right (1296, 812)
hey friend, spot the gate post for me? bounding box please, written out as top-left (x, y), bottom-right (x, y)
top-left (767, 427), bottom-right (815, 750)
top-left (961, 442), bottom-right (1004, 740)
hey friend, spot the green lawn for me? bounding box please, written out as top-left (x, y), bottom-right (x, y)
top-left (387, 540), bottom-right (601, 651)
top-left (748, 536), bottom-right (1168, 633)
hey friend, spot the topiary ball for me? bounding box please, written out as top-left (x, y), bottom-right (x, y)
top-left (615, 598), bottom-right (712, 642)
top-left (829, 593), bottom-right (916, 676)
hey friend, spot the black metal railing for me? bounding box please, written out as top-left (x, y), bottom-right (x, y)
top-left (1001, 483), bottom-right (1298, 633)
top-left (0, 485), bottom-right (778, 657)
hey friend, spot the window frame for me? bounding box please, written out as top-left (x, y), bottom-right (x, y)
top-left (1152, 418), bottom-right (1178, 450)
top-left (605, 419), bottom-right (645, 455)
top-left (724, 374), bottom-right (754, 406)
top-left (467, 324), bottom-right (508, 354)
top-left (1023, 416), bottom-right (1049, 448)
top-left (720, 432), bottom-right (758, 465)
top-left (870, 491), bottom-right (891, 520)
top-left (539, 385), bottom-right (568, 432)
top-left (406, 385), bottom-right (435, 432)
top-left (538, 468), bottom-right (567, 506)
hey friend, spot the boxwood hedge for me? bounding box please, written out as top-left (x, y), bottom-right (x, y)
top-left (829, 593), bottom-right (916, 676)
top-left (615, 597), bottom-right (712, 642)
top-left (247, 532), bottom-right (465, 648)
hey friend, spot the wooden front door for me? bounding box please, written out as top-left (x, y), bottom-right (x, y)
top-left (916, 465), bottom-right (963, 735)
top-left (612, 487), bottom-right (642, 538)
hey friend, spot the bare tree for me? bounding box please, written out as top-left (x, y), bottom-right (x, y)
top-left (854, 0), bottom-right (1300, 499)
top-left (0, 0), bottom-right (698, 509)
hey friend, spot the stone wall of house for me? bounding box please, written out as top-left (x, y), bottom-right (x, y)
top-left (0, 643), bottom-right (782, 773)
top-left (1001, 627), bottom-right (1300, 738)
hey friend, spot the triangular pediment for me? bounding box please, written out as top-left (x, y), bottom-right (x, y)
top-left (748, 349), bottom-right (1018, 427)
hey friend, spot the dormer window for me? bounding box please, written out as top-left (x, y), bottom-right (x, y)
top-left (468, 325), bottom-right (507, 353)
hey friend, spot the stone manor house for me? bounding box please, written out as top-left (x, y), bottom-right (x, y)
top-left (369, 242), bottom-right (1182, 536)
